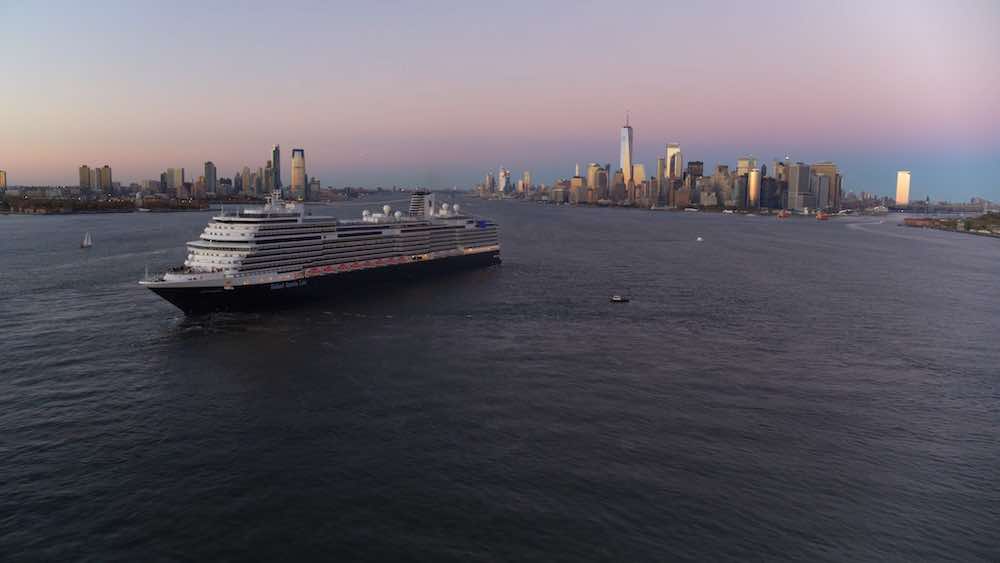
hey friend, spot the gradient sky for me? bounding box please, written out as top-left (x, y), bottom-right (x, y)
top-left (2, 0), bottom-right (999, 200)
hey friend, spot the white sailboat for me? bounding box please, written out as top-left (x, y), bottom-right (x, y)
top-left (81, 232), bottom-right (93, 248)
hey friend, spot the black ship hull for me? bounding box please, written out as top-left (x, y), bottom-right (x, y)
top-left (147, 251), bottom-right (500, 314)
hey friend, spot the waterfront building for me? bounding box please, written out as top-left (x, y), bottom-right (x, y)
top-left (78, 165), bottom-right (91, 189)
top-left (291, 148), bottom-right (306, 201)
top-left (99, 165), bottom-right (113, 192)
top-left (586, 163), bottom-right (600, 191)
top-left (483, 171), bottom-right (496, 194)
top-left (597, 167), bottom-right (609, 200)
top-left (271, 145), bottom-right (282, 191)
top-left (166, 168), bottom-right (185, 192)
top-left (787, 163), bottom-right (812, 211)
top-left (570, 175), bottom-right (586, 204)
top-left (896, 170), bottom-right (911, 205)
top-left (521, 171), bottom-right (532, 191)
top-left (761, 177), bottom-right (784, 208)
top-left (611, 169), bottom-right (626, 202)
top-left (193, 176), bottom-right (206, 199)
top-left (655, 157), bottom-right (666, 204)
top-left (686, 161), bottom-right (704, 178)
top-left (711, 165), bottom-right (733, 204)
top-left (551, 179), bottom-right (569, 203)
top-left (811, 161), bottom-right (842, 210)
top-left (204, 161), bottom-right (218, 195)
top-left (620, 115), bottom-right (634, 185)
top-left (732, 175), bottom-right (747, 208)
top-left (498, 168), bottom-right (511, 194)
top-left (0, 169), bottom-right (5, 189)
top-left (264, 161), bottom-right (274, 192)
top-left (309, 177), bottom-right (320, 199)
top-left (666, 143), bottom-right (683, 179)
top-left (632, 163), bottom-right (646, 192)
top-left (811, 174), bottom-right (831, 211)
top-left (748, 168), bottom-right (761, 208)
top-left (674, 185), bottom-right (692, 208)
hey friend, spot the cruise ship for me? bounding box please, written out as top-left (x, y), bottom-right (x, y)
top-left (140, 190), bottom-right (500, 313)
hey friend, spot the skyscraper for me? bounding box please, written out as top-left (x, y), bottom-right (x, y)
top-left (166, 168), bottom-right (185, 192)
top-left (654, 157), bottom-right (666, 204)
top-left (736, 156), bottom-right (756, 177)
top-left (241, 166), bottom-right (252, 196)
top-left (632, 163), bottom-right (646, 188)
top-left (79, 165), bottom-right (92, 189)
top-left (787, 163), bottom-right (811, 211)
top-left (896, 170), bottom-right (911, 205)
top-left (291, 149), bottom-right (306, 200)
top-left (666, 143), bottom-right (683, 179)
top-left (204, 161), bottom-right (218, 195)
top-left (264, 160), bottom-right (274, 192)
top-left (99, 165), bottom-right (113, 192)
top-left (498, 168), bottom-right (511, 194)
top-left (811, 162), bottom-right (842, 210)
top-left (586, 163), bottom-right (600, 190)
top-left (0, 169), bottom-right (6, 189)
top-left (271, 145), bottom-right (282, 191)
top-left (748, 168), bottom-right (761, 208)
top-left (620, 114), bottom-right (634, 185)
top-left (597, 167), bottom-right (609, 200)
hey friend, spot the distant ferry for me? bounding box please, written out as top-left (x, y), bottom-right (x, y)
top-left (140, 190), bottom-right (500, 313)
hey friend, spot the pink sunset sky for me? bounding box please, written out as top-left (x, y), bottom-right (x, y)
top-left (1, 0), bottom-right (998, 199)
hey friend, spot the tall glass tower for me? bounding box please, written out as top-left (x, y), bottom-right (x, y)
top-left (271, 145), bottom-right (282, 192)
top-left (666, 143), bottom-right (682, 179)
top-left (895, 170), bottom-right (911, 205)
top-left (291, 149), bottom-right (306, 201)
top-left (620, 114), bottom-right (633, 185)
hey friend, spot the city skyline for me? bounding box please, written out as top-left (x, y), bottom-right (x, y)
top-left (1, 0), bottom-right (998, 199)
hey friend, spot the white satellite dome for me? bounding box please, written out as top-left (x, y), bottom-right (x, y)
top-left (394, 211), bottom-right (402, 219)
top-left (453, 204), bottom-right (460, 213)
top-left (383, 205), bottom-right (391, 215)
top-left (362, 209), bottom-right (371, 217)
top-left (441, 203), bottom-right (450, 212)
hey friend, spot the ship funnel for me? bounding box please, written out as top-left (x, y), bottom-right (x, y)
top-left (407, 190), bottom-right (435, 217)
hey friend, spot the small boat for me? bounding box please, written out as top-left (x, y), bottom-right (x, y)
top-left (696, 236), bottom-right (704, 242)
top-left (816, 211), bottom-right (829, 221)
top-left (777, 210), bottom-right (792, 219)
top-left (81, 232), bottom-right (93, 248)
top-left (610, 295), bottom-right (630, 303)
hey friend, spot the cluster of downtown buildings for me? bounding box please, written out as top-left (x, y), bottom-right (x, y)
top-left (72, 145), bottom-right (319, 202)
top-left (478, 118), bottom-right (915, 213)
